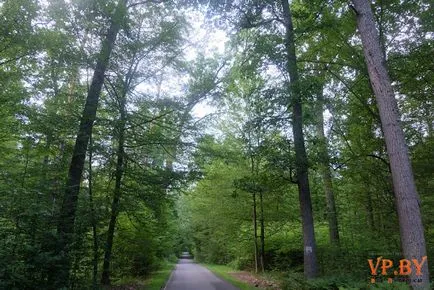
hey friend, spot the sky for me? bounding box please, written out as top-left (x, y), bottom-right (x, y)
top-left (184, 10), bottom-right (228, 119)
top-left (135, 8), bottom-right (229, 120)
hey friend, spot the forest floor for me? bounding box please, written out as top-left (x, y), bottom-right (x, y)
top-left (229, 271), bottom-right (281, 289)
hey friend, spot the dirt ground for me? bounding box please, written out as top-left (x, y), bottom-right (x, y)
top-left (229, 271), bottom-right (281, 290)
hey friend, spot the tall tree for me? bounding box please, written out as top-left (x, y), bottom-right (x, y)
top-left (55, 0), bottom-right (128, 286)
top-left (100, 76), bottom-right (128, 286)
top-left (280, 0), bottom-right (318, 279)
top-left (87, 132), bottom-right (99, 290)
top-left (315, 86), bottom-right (340, 246)
top-left (351, 0), bottom-right (430, 288)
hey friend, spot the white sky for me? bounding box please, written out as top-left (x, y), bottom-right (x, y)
top-left (163, 10), bottom-right (229, 120)
top-left (130, 9), bottom-right (228, 122)
top-left (184, 10), bottom-right (228, 120)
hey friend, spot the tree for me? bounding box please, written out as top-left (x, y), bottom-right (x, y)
top-left (314, 85), bottom-right (340, 246)
top-left (280, 0), bottom-right (318, 279)
top-left (100, 75), bottom-right (128, 286)
top-left (351, 0), bottom-right (430, 288)
top-left (55, 0), bottom-right (128, 286)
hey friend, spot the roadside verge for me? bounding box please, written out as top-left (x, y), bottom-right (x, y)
top-left (202, 264), bottom-right (266, 290)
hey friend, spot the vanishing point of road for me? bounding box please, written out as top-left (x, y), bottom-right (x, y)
top-left (164, 256), bottom-right (239, 290)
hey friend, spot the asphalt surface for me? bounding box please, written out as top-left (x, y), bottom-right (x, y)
top-left (164, 258), bottom-right (240, 290)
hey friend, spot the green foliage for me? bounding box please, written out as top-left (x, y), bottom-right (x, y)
top-left (0, 0), bottom-right (193, 288)
top-left (111, 261), bottom-right (175, 290)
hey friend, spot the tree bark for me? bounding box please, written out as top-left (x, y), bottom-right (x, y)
top-left (352, 0), bottom-right (429, 288)
top-left (259, 190), bottom-right (265, 272)
top-left (252, 191), bottom-right (259, 273)
top-left (54, 1), bottom-right (126, 287)
top-left (281, 0), bottom-right (319, 279)
top-left (101, 85), bottom-right (127, 286)
top-left (315, 90), bottom-right (340, 246)
top-left (88, 133), bottom-right (99, 290)
top-left (248, 132), bottom-right (259, 273)
top-left (366, 187), bottom-right (375, 231)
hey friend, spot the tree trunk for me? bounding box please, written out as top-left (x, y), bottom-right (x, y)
top-left (259, 190), bottom-right (265, 272)
top-left (41, 133), bottom-right (52, 184)
top-left (315, 90), bottom-right (340, 246)
top-left (88, 133), bottom-right (99, 290)
top-left (54, 1), bottom-right (126, 287)
top-left (101, 87), bottom-right (127, 286)
top-left (252, 192), bottom-right (259, 274)
top-left (281, 0), bottom-right (319, 279)
top-left (366, 188), bottom-right (375, 231)
top-left (352, 0), bottom-right (429, 288)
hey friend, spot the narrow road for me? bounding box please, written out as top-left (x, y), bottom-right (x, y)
top-left (164, 258), bottom-right (239, 290)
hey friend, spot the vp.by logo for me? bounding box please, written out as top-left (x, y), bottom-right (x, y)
top-left (368, 256), bottom-right (427, 276)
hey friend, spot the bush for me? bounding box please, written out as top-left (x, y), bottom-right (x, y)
top-left (228, 256), bottom-right (253, 270)
top-left (265, 248), bottom-right (304, 271)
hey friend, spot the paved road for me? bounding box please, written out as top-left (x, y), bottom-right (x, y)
top-left (164, 258), bottom-right (239, 290)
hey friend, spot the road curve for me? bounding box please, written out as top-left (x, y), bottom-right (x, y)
top-left (164, 258), bottom-right (239, 290)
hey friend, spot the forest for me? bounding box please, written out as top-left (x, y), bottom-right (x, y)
top-left (0, 0), bottom-right (432, 289)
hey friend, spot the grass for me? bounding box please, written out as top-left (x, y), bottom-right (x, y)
top-left (202, 264), bottom-right (260, 290)
top-left (111, 262), bottom-right (175, 290)
top-left (144, 262), bottom-right (175, 290)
